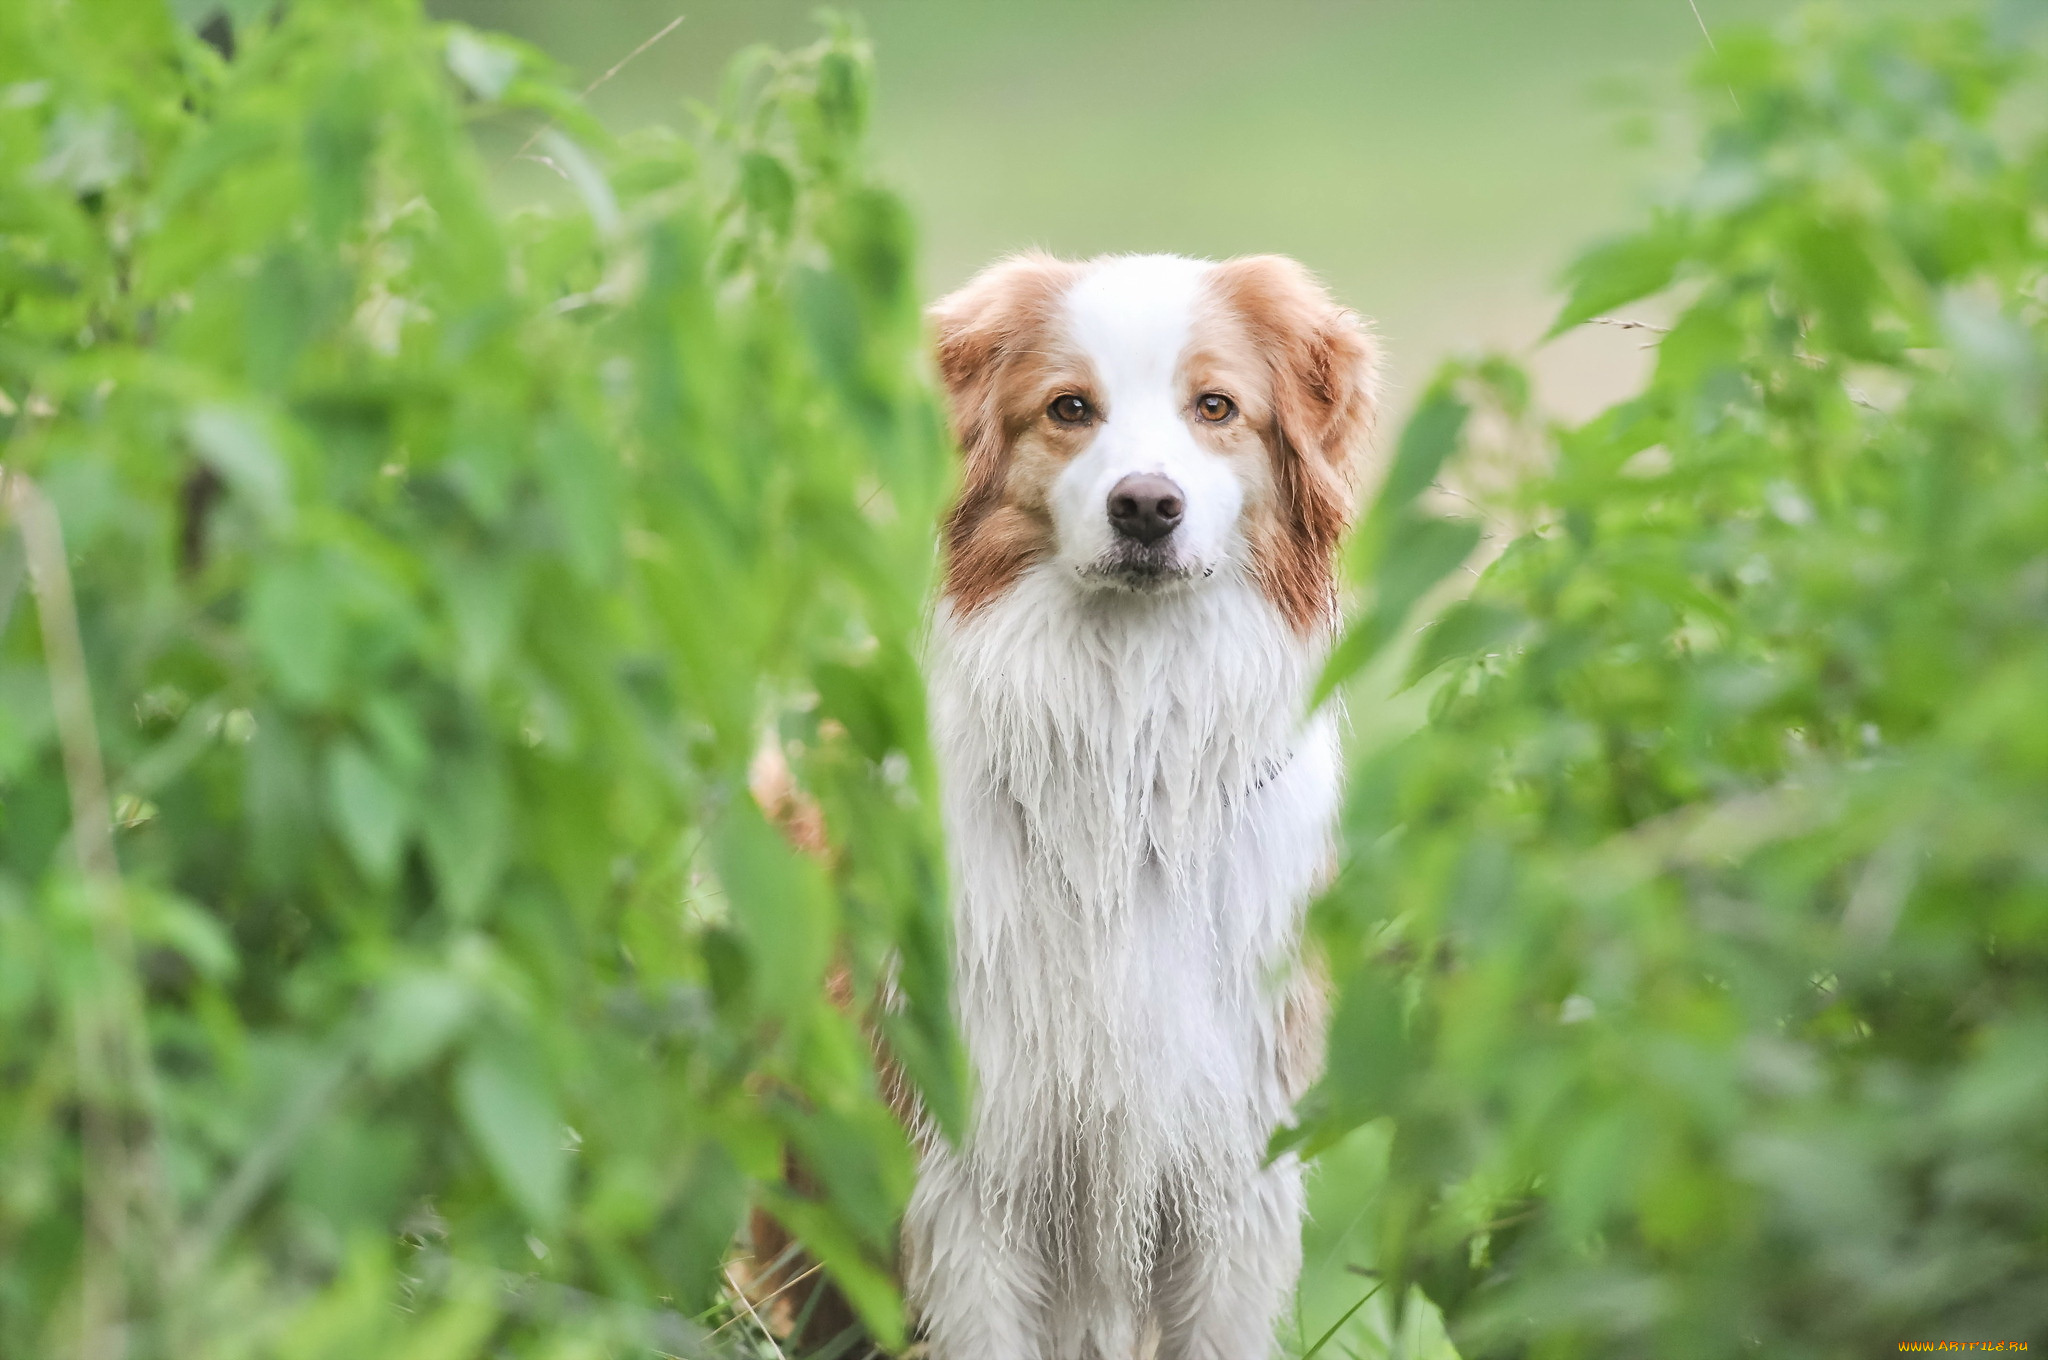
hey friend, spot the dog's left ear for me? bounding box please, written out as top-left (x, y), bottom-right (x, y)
top-left (1214, 255), bottom-right (1380, 557)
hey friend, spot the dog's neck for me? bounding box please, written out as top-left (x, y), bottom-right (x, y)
top-left (931, 564), bottom-right (1322, 909)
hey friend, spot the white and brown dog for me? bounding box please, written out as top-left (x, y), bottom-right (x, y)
top-left (908, 253), bottom-right (1379, 1359)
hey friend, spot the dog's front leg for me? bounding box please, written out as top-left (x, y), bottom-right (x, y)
top-left (1150, 1155), bottom-right (1305, 1360)
top-left (904, 1150), bottom-right (1054, 1360)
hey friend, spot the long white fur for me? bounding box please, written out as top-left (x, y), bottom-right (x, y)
top-left (907, 257), bottom-right (1343, 1360)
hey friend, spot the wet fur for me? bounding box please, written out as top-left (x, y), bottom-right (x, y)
top-left (908, 254), bottom-right (1378, 1359)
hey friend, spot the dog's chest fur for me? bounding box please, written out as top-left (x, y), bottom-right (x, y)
top-left (930, 565), bottom-right (1338, 1284)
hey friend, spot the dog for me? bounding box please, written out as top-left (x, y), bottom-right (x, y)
top-left (907, 252), bottom-right (1379, 1359)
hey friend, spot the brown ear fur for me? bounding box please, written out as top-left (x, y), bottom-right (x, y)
top-left (1211, 255), bottom-right (1380, 631)
top-left (928, 252), bottom-right (1082, 610)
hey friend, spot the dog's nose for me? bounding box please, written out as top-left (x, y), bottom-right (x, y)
top-left (1107, 473), bottom-right (1185, 545)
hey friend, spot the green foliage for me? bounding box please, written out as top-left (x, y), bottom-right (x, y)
top-left (0, 1), bottom-right (955, 1355)
top-left (1304, 5), bottom-right (2048, 1356)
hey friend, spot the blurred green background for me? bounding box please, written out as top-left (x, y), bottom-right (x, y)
top-left (432, 0), bottom-right (1948, 422)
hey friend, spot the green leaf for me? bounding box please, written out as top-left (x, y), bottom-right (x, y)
top-left (1289, 980), bottom-right (1410, 1160)
top-left (535, 128), bottom-right (621, 239)
top-left (1652, 297), bottom-right (1744, 395)
top-left (1375, 386), bottom-right (1469, 513)
top-left (534, 415), bottom-right (622, 583)
top-left (740, 150), bottom-right (797, 239)
top-left (248, 559), bottom-right (344, 705)
top-left (0, 665), bottom-right (54, 781)
top-left (711, 797), bottom-right (835, 1015)
top-left (759, 1190), bottom-right (906, 1349)
top-left (815, 657), bottom-right (898, 763)
top-left (435, 550), bottom-right (520, 692)
top-left (421, 746), bottom-right (510, 922)
top-left (444, 27), bottom-right (522, 101)
top-left (131, 889), bottom-right (238, 982)
top-left (187, 404), bottom-right (292, 526)
top-left (305, 66), bottom-right (377, 245)
top-left (1547, 222), bottom-right (1685, 338)
top-left (0, 531), bottom-right (23, 646)
top-left (455, 1038), bottom-right (567, 1231)
top-left (1318, 514), bottom-right (1480, 703)
top-left (325, 740), bottom-right (409, 884)
top-left (37, 106), bottom-right (136, 194)
top-left (368, 969), bottom-right (474, 1080)
top-left (1405, 599), bottom-right (1528, 685)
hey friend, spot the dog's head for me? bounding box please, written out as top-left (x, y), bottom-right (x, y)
top-left (930, 252), bottom-right (1379, 631)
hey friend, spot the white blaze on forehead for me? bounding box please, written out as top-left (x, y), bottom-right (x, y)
top-left (1048, 254), bottom-right (1248, 579)
top-left (1060, 254), bottom-right (1210, 402)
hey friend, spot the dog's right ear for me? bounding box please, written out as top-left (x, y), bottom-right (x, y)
top-left (927, 251), bottom-right (1077, 466)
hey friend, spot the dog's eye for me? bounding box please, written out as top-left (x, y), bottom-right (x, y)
top-left (1048, 394), bottom-right (1091, 425)
top-left (1195, 393), bottom-right (1236, 423)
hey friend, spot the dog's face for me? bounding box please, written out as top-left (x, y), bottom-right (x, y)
top-left (930, 252), bottom-right (1378, 631)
